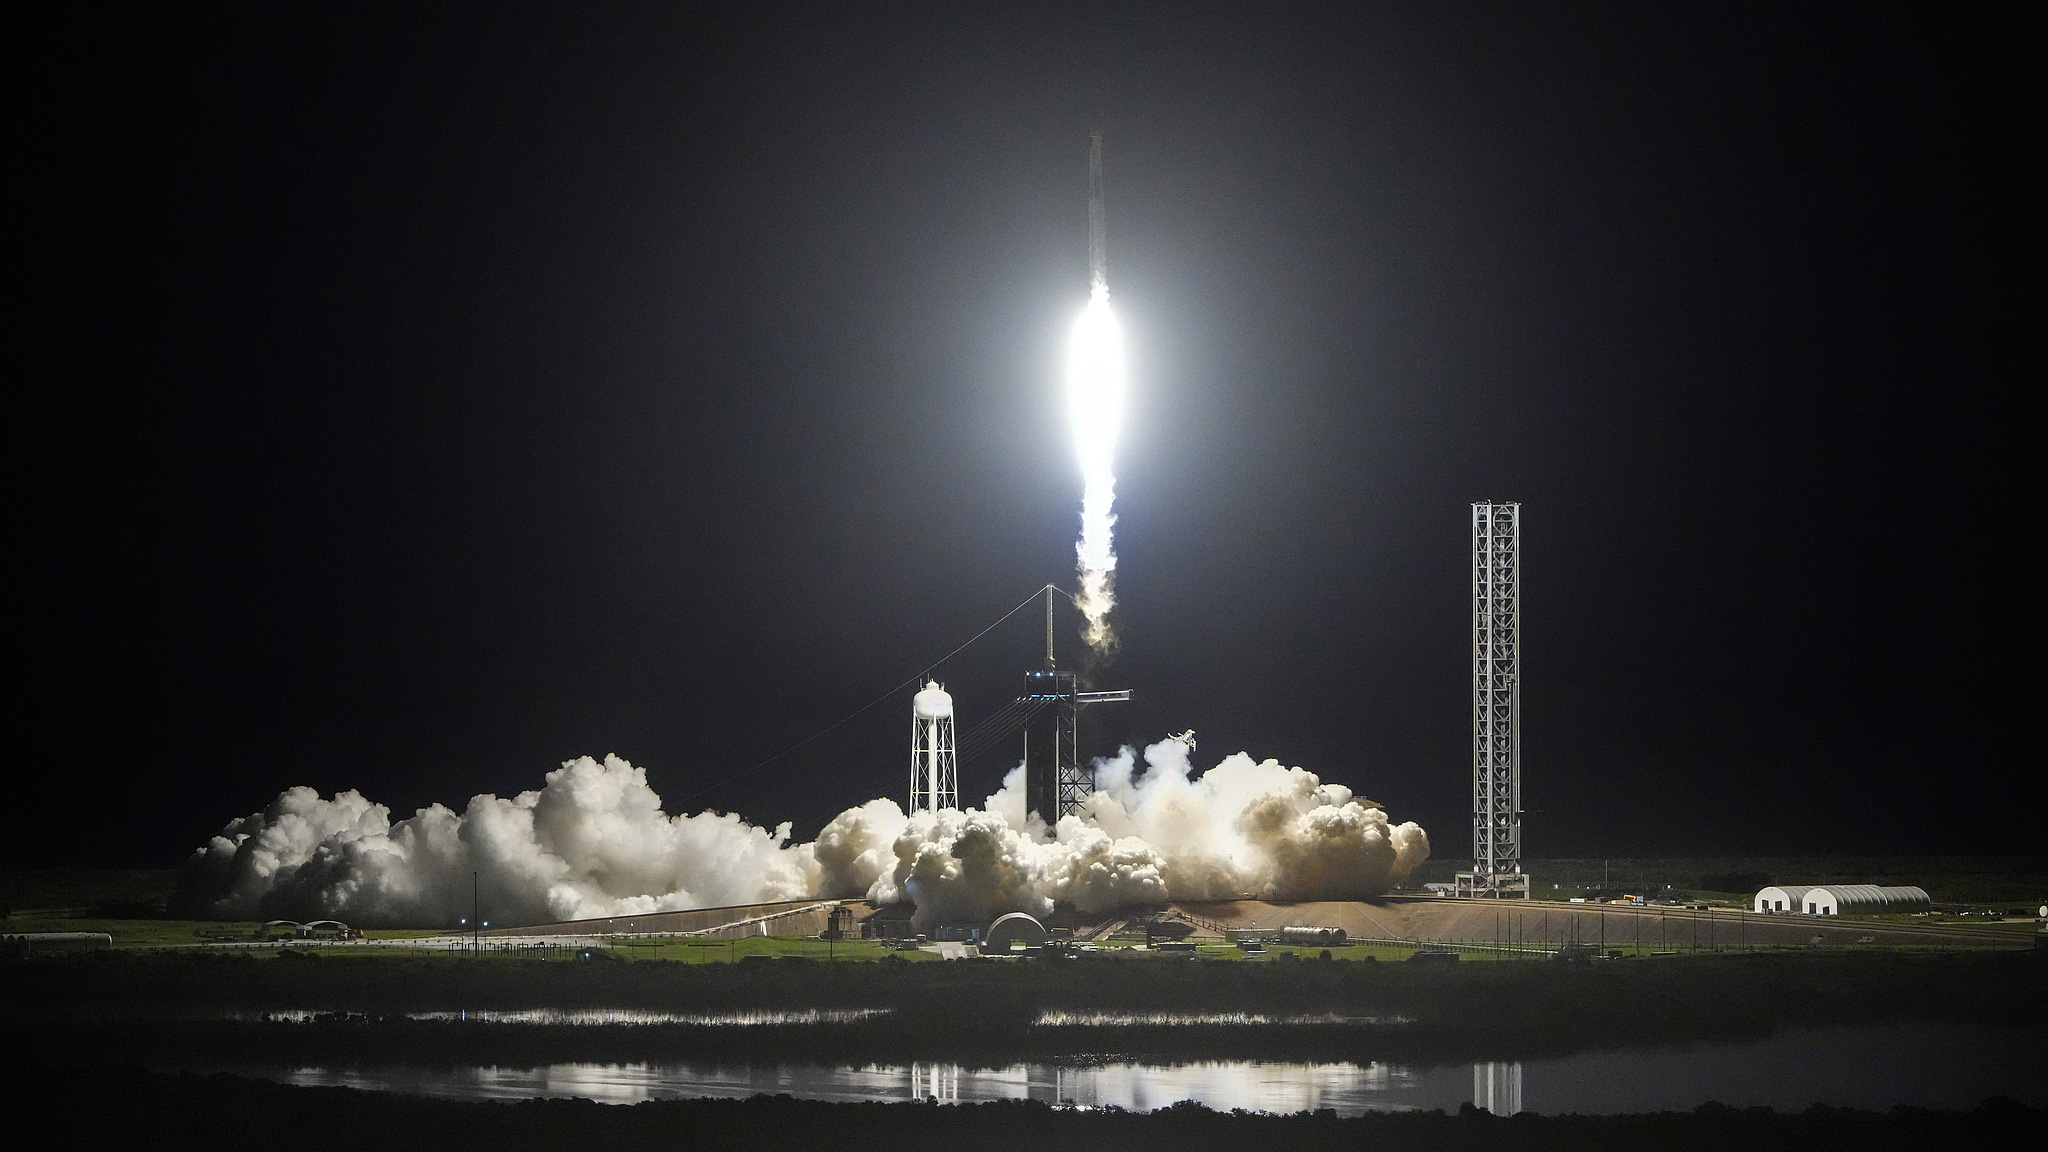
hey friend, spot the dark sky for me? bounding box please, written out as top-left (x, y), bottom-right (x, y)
top-left (12, 4), bottom-right (2035, 869)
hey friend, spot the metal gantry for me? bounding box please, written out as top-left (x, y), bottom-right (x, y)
top-left (1459, 501), bottom-right (1529, 898)
top-left (1022, 586), bottom-right (1129, 822)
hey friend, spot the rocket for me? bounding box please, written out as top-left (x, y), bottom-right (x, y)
top-left (1088, 132), bottom-right (1107, 295)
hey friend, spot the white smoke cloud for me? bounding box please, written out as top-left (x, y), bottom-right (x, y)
top-left (179, 741), bottom-right (1428, 928)
top-left (177, 755), bottom-right (818, 927)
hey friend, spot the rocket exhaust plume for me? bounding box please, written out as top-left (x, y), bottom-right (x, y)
top-left (175, 742), bottom-right (1428, 929)
top-left (1069, 133), bottom-right (1124, 653)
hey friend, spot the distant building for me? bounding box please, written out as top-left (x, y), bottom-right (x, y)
top-left (1803, 885), bottom-right (1929, 915)
top-left (1754, 885), bottom-right (1929, 915)
top-left (1753, 885), bottom-right (1815, 913)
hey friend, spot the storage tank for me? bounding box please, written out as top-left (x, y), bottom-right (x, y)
top-left (909, 680), bottom-right (958, 813)
top-left (2, 932), bottom-right (113, 958)
top-left (1278, 926), bottom-right (1347, 946)
top-left (913, 681), bottom-right (954, 721)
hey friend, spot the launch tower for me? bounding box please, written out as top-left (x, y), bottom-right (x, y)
top-left (1022, 587), bottom-right (1129, 821)
top-left (1457, 502), bottom-right (1529, 898)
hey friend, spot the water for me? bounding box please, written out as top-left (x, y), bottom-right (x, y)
top-left (15, 1007), bottom-right (888, 1026)
top-left (220, 1021), bottom-right (2044, 1115)
top-left (1032, 1011), bottom-right (1406, 1026)
top-left (399, 1008), bottom-right (888, 1026)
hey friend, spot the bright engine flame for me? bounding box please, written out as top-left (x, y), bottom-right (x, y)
top-left (1068, 283), bottom-right (1125, 651)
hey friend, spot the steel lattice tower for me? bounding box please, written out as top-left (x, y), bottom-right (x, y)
top-left (1458, 502), bottom-right (1529, 898)
top-left (1022, 586), bottom-right (1129, 822)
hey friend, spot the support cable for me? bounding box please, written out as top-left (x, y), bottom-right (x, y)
top-left (674, 585), bottom-right (1071, 807)
top-left (956, 698), bottom-right (1054, 765)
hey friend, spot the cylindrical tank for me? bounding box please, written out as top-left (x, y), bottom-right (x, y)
top-left (1278, 926), bottom-right (1346, 946)
top-left (913, 681), bottom-right (954, 719)
top-left (2, 932), bottom-right (113, 958)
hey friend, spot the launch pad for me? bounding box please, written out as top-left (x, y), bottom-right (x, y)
top-left (1021, 663), bottom-right (1129, 822)
top-left (940, 586), bottom-right (1128, 822)
top-left (1021, 585), bottom-right (1129, 821)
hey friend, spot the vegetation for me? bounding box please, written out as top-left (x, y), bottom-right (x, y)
top-left (569, 934), bottom-right (938, 962)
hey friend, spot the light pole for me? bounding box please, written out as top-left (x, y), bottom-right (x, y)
top-left (472, 872), bottom-right (479, 957)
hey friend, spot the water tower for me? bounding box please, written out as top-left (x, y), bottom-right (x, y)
top-left (909, 680), bottom-right (959, 813)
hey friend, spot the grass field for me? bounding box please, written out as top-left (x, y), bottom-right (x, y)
top-left (1413, 856), bottom-right (2048, 905)
top-left (601, 935), bottom-right (936, 962)
top-left (8, 859), bottom-right (2043, 956)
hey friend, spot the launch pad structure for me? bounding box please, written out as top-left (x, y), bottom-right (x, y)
top-left (933, 586), bottom-right (1129, 822)
top-left (1023, 587), bottom-right (1129, 821)
top-left (1457, 501), bottom-right (1529, 899)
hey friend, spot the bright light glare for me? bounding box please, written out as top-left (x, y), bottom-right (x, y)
top-left (1067, 284), bottom-right (1125, 650)
top-left (1067, 285), bottom-right (1126, 483)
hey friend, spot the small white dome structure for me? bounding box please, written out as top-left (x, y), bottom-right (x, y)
top-left (980, 912), bottom-right (1048, 954)
top-left (908, 680), bottom-right (957, 813)
top-left (1754, 885), bottom-right (1816, 914)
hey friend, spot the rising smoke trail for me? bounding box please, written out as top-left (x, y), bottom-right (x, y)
top-left (1069, 133), bottom-right (1124, 652)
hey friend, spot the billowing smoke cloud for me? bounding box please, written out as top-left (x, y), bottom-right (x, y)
top-left (175, 756), bottom-right (817, 928)
top-left (178, 740), bottom-right (1428, 928)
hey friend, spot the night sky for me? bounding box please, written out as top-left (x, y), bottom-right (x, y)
top-left (13, 5), bottom-right (2033, 869)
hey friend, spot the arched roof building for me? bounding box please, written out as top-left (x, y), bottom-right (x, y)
top-left (980, 912), bottom-right (1048, 954)
top-left (1803, 885), bottom-right (1930, 915)
top-left (1754, 886), bottom-right (1815, 914)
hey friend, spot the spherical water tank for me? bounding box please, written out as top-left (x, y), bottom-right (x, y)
top-left (913, 680), bottom-right (953, 720)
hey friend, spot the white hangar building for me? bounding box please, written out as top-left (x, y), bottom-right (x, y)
top-left (1753, 884), bottom-right (1930, 915)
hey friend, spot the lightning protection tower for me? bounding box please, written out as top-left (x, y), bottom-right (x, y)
top-left (910, 680), bottom-right (958, 813)
top-left (1457, 502), bottom-right (1530, 898)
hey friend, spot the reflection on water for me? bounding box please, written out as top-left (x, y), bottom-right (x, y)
top-left (402, 1009), bottom-right (889, 1026)
top-left (1033, 1011), bottom-right (1407, 1026)
top-left (250, 1021), bottom-right (2048, 1116)
top-left (280, 1060), bottom-right (1448, 1114)
top-left (192, 1008), bottom-right (891, 1026)
top-left (1473, 1061), bottom-right (1522, 1116)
